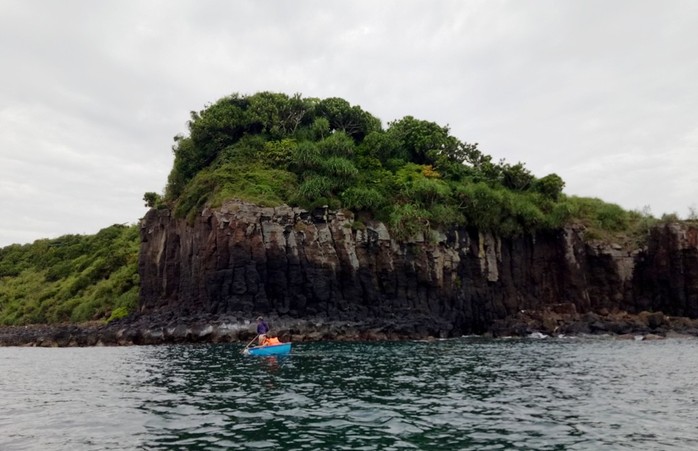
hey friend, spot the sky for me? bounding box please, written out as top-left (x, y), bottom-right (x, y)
top-left (1, 0), bottom-right (697, 247)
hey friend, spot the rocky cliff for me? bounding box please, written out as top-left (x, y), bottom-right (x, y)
top-left (137, 201), bottom-right (698, 338)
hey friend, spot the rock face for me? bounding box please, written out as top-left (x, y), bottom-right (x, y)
top-left (138, 201), bottom-right (698, 337)
top-left (633, 223), bottom-right (698, 317)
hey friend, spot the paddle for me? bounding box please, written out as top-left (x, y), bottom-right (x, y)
top-left (242, 334), bottom-right (259, 354)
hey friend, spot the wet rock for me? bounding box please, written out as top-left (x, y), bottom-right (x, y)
top-left (2, 307), bottom-right (698, 346)
top-left (137, 202), bottom-right (698, 339)
top-left (2, 211), bottom-right (697, 347)
top-left (638, 311), bottom-right (666, 329)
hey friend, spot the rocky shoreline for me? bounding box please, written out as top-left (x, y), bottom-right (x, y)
top-left (488, 304), bottom-right (698, 339)
top-left (2, 305), bottom-right (698, 347)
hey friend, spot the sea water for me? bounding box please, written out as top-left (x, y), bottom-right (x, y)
top-left (1, 337), bottom-right (697, 450)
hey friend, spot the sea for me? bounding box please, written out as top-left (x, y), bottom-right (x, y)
top-left (1, 336), bottom-right (697, 450)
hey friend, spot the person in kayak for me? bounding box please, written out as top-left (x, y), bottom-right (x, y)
top-left (256, 316), bottom-right (270, 344)
top-left (261, 334), bottom-right (281, 346)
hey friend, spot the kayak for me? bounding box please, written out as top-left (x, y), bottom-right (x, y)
top-left (243, 342), bottom-right (292, 356)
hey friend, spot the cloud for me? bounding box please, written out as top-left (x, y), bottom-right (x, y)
top-left (1, 0), bottom-right (697, 246)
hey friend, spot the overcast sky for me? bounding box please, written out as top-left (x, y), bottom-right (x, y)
top-left (1, 0), bottom-right (697, 247)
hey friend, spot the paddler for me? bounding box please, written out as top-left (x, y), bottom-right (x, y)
top-left (256, 316), bottom-right (270, 345)
top-left (260, 334), bottom-right (281, 346)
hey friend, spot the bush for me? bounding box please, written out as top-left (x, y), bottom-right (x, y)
top-left (157, 91), bottom-right (654, 245)
top-left (299, 175), bottom-right (334, 201)
top-left (0, 224), bottom-right (140, 325)
top-left (389, 204), bottom-right (432, 241)
top-left (107, 306), bottom-right (131, 322)
top-left (341, 187), bottom-right (387, 211)
top-left (174, 164), bottom-right (298, 219)
top-left (534, 173), bottom-right (565, 200)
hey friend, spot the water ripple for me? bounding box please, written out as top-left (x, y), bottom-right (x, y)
top-left (2, 337), bottom-right (698, 450)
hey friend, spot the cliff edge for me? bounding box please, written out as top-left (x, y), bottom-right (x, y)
top-left (137, 200), bottom-right (698, 338)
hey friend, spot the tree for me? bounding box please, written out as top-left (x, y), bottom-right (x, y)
top-left (533, 173), bottom-right (565, 200)
top-left (316, 97), bottom-right (381, 141)
top-left (386, 116), bottom-right (460, 167)
top-left (166, 95), bottom-right (253, 199)
top-left (143, 192), bottom-right (161, 208)
top-left (188, 95), bottom-right (251, 160)
top-left (247, 92), bottom-right (313, 139)
top-left (501, 162), bottom-right (534, 191)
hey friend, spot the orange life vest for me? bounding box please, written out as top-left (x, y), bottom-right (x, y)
top-left (263, 337), bottom-right (281, 346)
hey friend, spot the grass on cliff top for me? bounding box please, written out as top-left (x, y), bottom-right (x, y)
top-left (146, 91), bottom-right (664, 243)
top-left (174, 163), bottom-right (298, 222)
top-left (564, 197), bottom-right (645, 246)
top-left (0, 224), bottom-right (139, 326)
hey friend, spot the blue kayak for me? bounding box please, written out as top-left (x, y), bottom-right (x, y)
top-left (243, 342), bottom-right (292, 356)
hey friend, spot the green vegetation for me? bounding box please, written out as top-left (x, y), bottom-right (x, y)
top-left (562, 197), bottom-right (658, 246)
top-left (0, 91), bottom-right (670, 326)
top-left (0, 224), bottom-right (139, 325)
top-left (161, 91), bottom-right (656, 241)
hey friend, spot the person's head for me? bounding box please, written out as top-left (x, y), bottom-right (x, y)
top-left (257, 316), bottom-right (263, 322)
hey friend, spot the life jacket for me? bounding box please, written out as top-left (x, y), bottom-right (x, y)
top-left (263, 337), bottom-right (281, 346)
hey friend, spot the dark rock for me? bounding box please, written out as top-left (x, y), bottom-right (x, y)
top-left (142, 201), bottom-right (697, 337)
top-left (638, 311), bottom-right (666, 329)
top-left (2, 205), bottom-right (698, 347)
top-left (559, 321), bottom-right (591, 335)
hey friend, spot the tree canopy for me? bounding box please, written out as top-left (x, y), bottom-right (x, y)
top-left (162, 92), bottom-right (572, 238)
top-left (160, 91), bottom-right (650, 241)
top-left (0, 224), bottom-right (139, 325)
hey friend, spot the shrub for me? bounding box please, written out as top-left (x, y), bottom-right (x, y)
top-left (0, 224), bottom-right (140, 325)
top-left (534, 173), bottom-right (565, 200)
top-left (299, 175), bottom-right (334, 201)
top-left (389, 204), bottom-right (432, 241)
top-left (341, 187), bottom-right (387, 211)
top-left (156, 91), bottom-right (656, 246)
